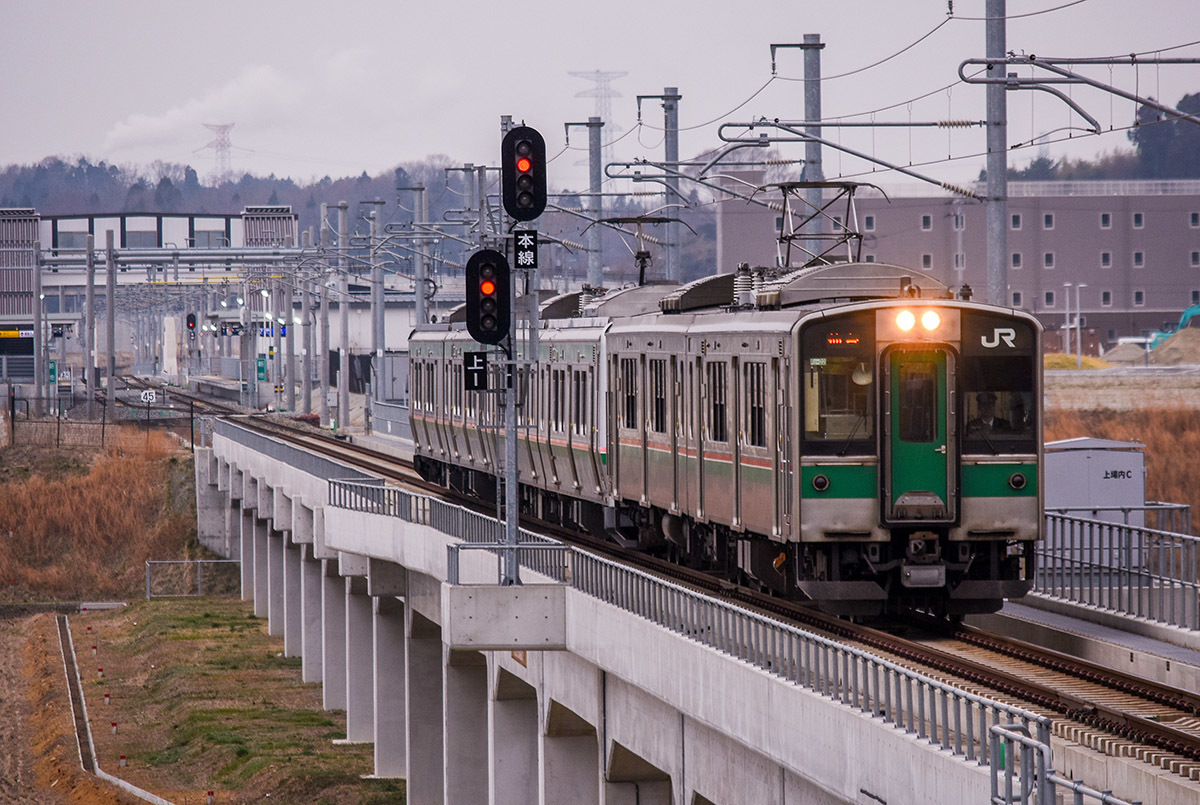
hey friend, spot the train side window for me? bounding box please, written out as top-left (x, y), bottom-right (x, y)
top-left (620, 358), bottom-right (638, 429)
top-left (572, 369), bottom-right (588, 437)
top-left (745, 361), bottom-right (766, 447)
top-left (706, 362), bottom-right (728, 442)
top-left (649, 359), bottom-right (667, 434)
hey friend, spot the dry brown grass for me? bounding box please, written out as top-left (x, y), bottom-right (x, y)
top-left (1045, 408), bottom-right (1200, 518)
top-left (0, 428), bottom-right (195, 600)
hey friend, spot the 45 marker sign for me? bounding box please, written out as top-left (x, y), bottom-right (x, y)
top-left (515, 230), bottom-right (538, 269)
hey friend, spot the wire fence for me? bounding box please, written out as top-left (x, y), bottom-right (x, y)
top-left (145, 560), bottom-right (241, 599)
top-left (9, 392), bottom-right (199, 449)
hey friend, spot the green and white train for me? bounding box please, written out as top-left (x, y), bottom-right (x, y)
top-left (410, 262), bottom-right (1043, 616)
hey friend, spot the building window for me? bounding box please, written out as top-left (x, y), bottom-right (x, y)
top-left (832, 215), bottom-right (843, 230)
top-left (1043, 213), bottom-right (1054, 230)
top-left (864, 215), bottom-right (875, 231)
top-left (125, 230), bottom-right (157, 248)
top-left (775, 216), bottom-right (784, 229)
top-left (1191, 250), bottom-right (1200, 267)
top-left (1133, 212), bottom-right (1144, 228)
top-left (1192, 212), bottom-right (1200, 228)
top-left (1101, 251), bottom-right (1112, 268)
top-left (193, 230), bottom-right (226, 248)
top-left (57, 231), bottom-right (89, 250)
top-left (1043, 252), bottom-right (1054, 269)
top-left (1134, 290), bottom-right (1145, 306)
top-left (1133, 251), bottom-right (1144, 268)
top-left (1100, 212), bottom-right (1111, 229)
top-left (864, 254), bottom-right (875, 263)
top-left (1193, 290), bottom-right (1200, 305)
top-left (1011, 252), bottom-right (1022, 269)
top-left (921, 254), bottom-right (932, 269)
top-left (1011, 213), bottom-right (1022, 230)
top-left (953, 212), bottom-right (965, 231)
top-left (1101, 291), bottom-right (1112, 307)
top-left (1012, 291), bottom-right (1023, 307)
top-left (953, 252), bottom-right (964, 268)
top-left (921, 214), bottom-right (932, 231)
top-left (1044, 291), bottom-right (1055, 307)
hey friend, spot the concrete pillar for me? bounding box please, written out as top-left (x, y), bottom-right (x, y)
top-left (300, 546), bottom-right (323, 684)
top-left (344, 576), bottom-right (375, 742)
top-left (282, 537), bottom-right (302, 657)
top-left (322, 560), bottom-right (348, 710)
top-left (542, 701), bottom-right (600, 805)
top-left (194, 454), bottom-right (225, 553)
top-left (267, 530), bottom-right (285, 637)
top-left (605, 742), bottom-right (672, 805)
top-left (373, 596), bottom-right (406, 778)
top-left (253, 518), bottom-right (270, 618)
top-left (406, 611), bottom-right (444, 805)
top-left (490, 669), bottom-right (539, 805)
top-left (224, 502), bottom-right (239, 560)
top-left (444, 650), bottom-right (488, 803)
top-left (239, 507), bottom-right (255, 600)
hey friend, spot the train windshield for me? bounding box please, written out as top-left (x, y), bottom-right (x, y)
top-left (801, 313), bottom-right (876, 455)
top-left (960, 313), bottom-right (1038, 455)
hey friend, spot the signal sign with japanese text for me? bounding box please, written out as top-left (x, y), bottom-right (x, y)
top-left (515, 230), bottom-right (538, 269)
top-left (464, 351), bottom-right (488, 391)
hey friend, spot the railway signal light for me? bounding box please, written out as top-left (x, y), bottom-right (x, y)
top-left (501, 125), bottom-right (547, 221)
top-left (465, 249), bottom-right (511, 345)
top-left (186, 313), bottom-right (196, 331)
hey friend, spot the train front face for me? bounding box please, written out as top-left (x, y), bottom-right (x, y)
top-left (797, 301), bottom-right (1042, 616)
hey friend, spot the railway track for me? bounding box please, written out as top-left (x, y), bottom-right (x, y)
top-left (168, 376), bottom-right (1200, 790)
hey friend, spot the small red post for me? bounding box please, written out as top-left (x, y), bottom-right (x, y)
top-left (92, 645), bottom-right (97, 656)
top-left (97, 668), bottom-right (104, 679)
top-left (111, 722), bottom-right (117, 734)
top-left (103, 693), bottom-right (110, 705)
top-left (119, 755), bottom-right (127, 767)
top-left (207, 792), bottom-right (215, 805)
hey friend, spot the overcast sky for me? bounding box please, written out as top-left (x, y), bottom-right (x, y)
top-left (3, 1), bottom-right (1197, 192)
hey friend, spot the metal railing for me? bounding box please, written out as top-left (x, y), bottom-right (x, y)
top-left (1038, 513), bottom-right (1200, 630)
top-left (329, 478), bottom-right (1048, 774)
top-left (991, 723), bottom-right (1138, 805)
top-left (1047, 503), bottom-right (1191, 536)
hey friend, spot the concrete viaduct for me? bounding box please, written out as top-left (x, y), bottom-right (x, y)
top-left (195, 419), bottom-right (1036, 804)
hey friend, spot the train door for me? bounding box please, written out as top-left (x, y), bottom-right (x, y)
top-left (883, 348), bottom-right (957, 523)
top-left (671, 356), bottom-right (681, 512)
top-left (731, 356), bottom-right (742, 528)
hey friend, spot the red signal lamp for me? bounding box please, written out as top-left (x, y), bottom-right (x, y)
top-left (516, 157), bottom-right (532, 173)
top-left (479, 279), bottom-right (497, 295)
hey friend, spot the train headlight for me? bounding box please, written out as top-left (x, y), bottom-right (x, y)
top-left (811, 474), bottom-right (830, 492)
top-left (1008, 472), bottom-right (1027, 490)
top-left (921, 310), bottom-right (941, 330)
top-left (896, 310), bottom-right (916, 331)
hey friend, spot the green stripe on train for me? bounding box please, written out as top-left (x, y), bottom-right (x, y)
top-left (961, 463), bottom-right (1037, 498)
top-left (800, 464), bottom-right (878, 499)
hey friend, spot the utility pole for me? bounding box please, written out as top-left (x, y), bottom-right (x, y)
top-left (587, 116), bottom-right (604, 286)
top-left (337, 201), bottom-right (350, 432)
top-left (85, 233), bottom-right (96, 412)
top-left (105, 230), bottom-right (116, 417)
top-left (802, 35), bottom-right (825, 261)
top-left (369, 201), bottom-right (385, 409)
top-left (985, 0), bottom-right (1008, 306)
top-left (663, 87), bottom-right (682, 283)
top-left (319, 205), bottom-right (331, 427)
top-left (273, 277), bottom-right (282, 408)
top-left (33, 244), bottom-right (43, 413)
top-left (286, 273), bottom-right (297, 412)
